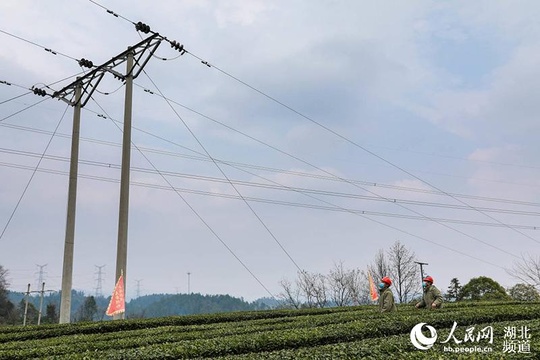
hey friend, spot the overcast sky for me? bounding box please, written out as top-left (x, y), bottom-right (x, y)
top-left (1, 1), bottom-right (539, 302)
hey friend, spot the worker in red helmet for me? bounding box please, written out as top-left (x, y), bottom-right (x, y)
top-left (378, 276), bottom-right (397, 312)
top-left (415, 275), bottom-right (443, 309)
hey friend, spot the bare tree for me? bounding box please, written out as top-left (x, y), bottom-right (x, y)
top-left (327, 261), bottom-right (354, 306)
top-left (387, 240), bottom-right (418, 303)
top-left (368, 249), bottom-right (390, 283)
top-left (278, 271), bottom-right (328, 309)
top-left (351, 270), bottom-right (371, 305)
top-left (312, 273), bottom-right (328, 308)
top-left (507, 254), bottom-right (540, 289)
top-left (368, 241), bottom-right (419, 303)
top-left (298, 270), bottom-right (328, 308)
top-left (279, 264), bottom-right (374, 308)
top-left (278, 278), bottom-right (302, 309)
top-left (347, 267), bottom-right (369, 305)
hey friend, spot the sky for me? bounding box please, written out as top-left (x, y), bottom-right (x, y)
top-left (1, 0), bottom-right (539, 302)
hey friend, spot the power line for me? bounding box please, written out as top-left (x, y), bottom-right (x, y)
top-left (185, 54), bottom-right (540, 246)
top-left (377, 146), bottom-right (540, 172)
top-left (137, 87), bottom-right (532, 257)
top-left (0, 105), bottom-right (70, 241)
top-left (0, 122), bottom-right (514, 275)
top-left (3, 83), bottom-right (540, 192)
top-left (191, 154), bottom-right (524, 269)
top-left (0, 107), bottom-right (532, 264)
top-left (87, 0), bottom-right (134, 25)
top-left (1, 107), bottom-right (533, 263)
top-left (2, 148), bottom-right (540, 218)
top-left (4, 3), bottom-right (532, 278)
top-left (0, 28), bottom-right (78, 62)
top-left (81, 0), bottom-right (532, 248)
top-left (1, 123), bottom-right (515, 270)
top-left (0, 71), bottom-right (88, 110)
top-left (2, 160), bottom-right (538, 231)
top-left (0, 27), bottom-right (110, 94)
top-left (0, 91), bottom-right (33, 106)
top-left (85, 0), bottom-right (188, 61)
top-left (0, 28), bottom-right (133, 108)
top-left (143, 69), bottom-right (303, 273)
top-left (3, 119), bottom-right (540, 207)
top-left (90, 97), bottom-right (277, 299)
top-left (81, 0), bottom-right (540, 246)
top-left (0, 97), bottom-right (51, 123)
top-left (0, 80), bottom-right (34, 106)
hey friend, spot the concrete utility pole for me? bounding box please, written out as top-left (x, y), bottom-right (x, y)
top-left (22, 282), bottom-right (55, 326)
top-left (37, 282), bottom-right (45, 325)
top-left (53, 33), bottom-right (163, 323)
top-left (114, 50), bottom-right (133, 320)
top-left (59, 82), bottom-right (82, 324)
top-left (187, 272), bottom-right (191, 294)
top-left (23, 283), bottom-right (30, 326)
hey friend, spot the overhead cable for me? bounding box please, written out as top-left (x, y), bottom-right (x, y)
top-left (90, 97), bottom-right (278, 299)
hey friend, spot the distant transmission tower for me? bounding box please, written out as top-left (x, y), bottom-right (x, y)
top-left (35, 264), bottom-right (47, 290)
top-left (94, 265), bottom-right (106, 297)
top-left (135, 279), bottom-right (142, 298)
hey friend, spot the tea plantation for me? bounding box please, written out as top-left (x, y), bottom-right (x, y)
top-left (0, 301), bottom-right (538, 359)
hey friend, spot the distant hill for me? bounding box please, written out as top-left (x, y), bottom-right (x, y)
top-left (126, 293), bottom-right (271, 318)
top-left (252, 296), bottom-right (280, 309)
top-left (7, 290), bottom-right (276, 321)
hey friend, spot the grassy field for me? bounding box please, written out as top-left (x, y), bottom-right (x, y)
top-left (0, 301), bottom-right (538, 359)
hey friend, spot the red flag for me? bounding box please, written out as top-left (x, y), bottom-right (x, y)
top-left (106, 274), bottom-right (125, 316)
top-left (368, 271), bottom-right (379, 301)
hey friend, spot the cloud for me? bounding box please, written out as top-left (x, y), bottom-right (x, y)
top-left (214, 0), bottom-right (272, 27)
top-left (467, 146), bottom-right (540, 200)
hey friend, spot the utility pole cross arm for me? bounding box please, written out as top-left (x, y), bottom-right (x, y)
top-left (52, 34), bottom-right (163, 108)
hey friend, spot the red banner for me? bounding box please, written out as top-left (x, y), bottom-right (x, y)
top-left (106, 274), bottom-right (125, 316)
top-left (368, 271), bottom-right (379, 301)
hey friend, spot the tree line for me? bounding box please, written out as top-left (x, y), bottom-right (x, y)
top-left (278, 240), bottom-right (540, 308)
top-left (2, 247), bottom-right (540, 324)
top-left (0, 265), bottom-right (273, 326)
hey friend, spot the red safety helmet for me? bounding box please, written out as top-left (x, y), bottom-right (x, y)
top-left (423, 276), bottom-right (434, 284)
top-left (381, 276), bottom-right (392, 286)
